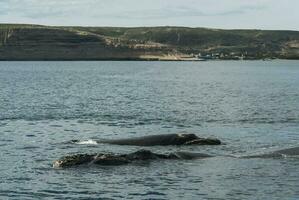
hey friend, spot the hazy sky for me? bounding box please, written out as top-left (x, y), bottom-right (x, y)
top-left (0, 0), bottom-right (298, 30)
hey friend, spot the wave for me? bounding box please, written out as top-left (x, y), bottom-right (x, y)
top-left (0, 114), bottom-right (298, 126)
top-left (73, 139), bottom-right (98, 145)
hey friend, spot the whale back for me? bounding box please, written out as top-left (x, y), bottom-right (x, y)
top-left (103, 133), bottom-right (198, 146)
top-left (172, 151), bottom-right (213, 159)
top-left (275, 147), bottom-right (299, 156)
top-left (244, 147), bottom-right (299, 158)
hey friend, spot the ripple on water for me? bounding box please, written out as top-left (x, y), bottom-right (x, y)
top-left (1, 61), bottom-right (299, 200)
top-left (26, 134), bottom-right (36, 137)
top-left (49, 124), bottom-right (63, 128)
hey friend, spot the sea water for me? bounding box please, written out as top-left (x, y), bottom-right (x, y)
top-left (0, 60), bottom-right (299, 199)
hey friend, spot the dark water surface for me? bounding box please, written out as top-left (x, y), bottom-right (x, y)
top-left (0, 61), bottom-right (299, 199)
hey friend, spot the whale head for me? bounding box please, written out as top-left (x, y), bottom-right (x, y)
top-left (53, 154), bottom-right (96, 168)
top-left (184, 138), bottom-right (221, 145)
top-left (173, 133), bottom-right (198, 144)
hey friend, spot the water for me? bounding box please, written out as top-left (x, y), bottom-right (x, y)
top-left (0, 60), bottom-right (299, 199)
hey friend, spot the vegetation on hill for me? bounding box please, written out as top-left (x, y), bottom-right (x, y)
top-left (0, 24), bottom-right (299, 60)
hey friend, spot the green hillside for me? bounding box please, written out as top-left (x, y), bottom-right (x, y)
top-left (0, 24), bottom-right (299, 60)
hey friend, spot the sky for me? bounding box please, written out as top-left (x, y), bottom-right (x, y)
top-left (0, 0), bottom-right (298, 30)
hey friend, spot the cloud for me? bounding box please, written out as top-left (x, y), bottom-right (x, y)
top-left (0, 0), bottom-right (298, 30)
top-left (117, 4), bottom-right (267, 19)
top-left (0, 0), bottom-right (83, 18)
top-left (0, 0), bottom-right (267, 19)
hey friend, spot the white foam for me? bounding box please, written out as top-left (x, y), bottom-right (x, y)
top-left (76, 139), bottom-right (98, 145)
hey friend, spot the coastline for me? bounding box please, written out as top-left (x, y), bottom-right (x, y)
top-left (1, 24), bottom-right (299, 61)
top-left (0, 58), bottom-right (297, 61)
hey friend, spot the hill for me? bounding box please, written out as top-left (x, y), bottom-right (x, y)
top-left (1, 24), bottom-right (299, 60)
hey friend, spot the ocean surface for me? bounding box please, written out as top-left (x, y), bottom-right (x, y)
top-left (0, 60), bottom-right (299, 200)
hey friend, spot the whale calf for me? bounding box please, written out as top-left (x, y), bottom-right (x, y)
top-left (53, 149), bottom-right (212, 168)
top-left (71, 133), bottom-right (221, 146)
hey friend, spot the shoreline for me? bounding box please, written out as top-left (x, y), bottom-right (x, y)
top-left (0, 58), bottom-right (298, 61)
top-left (1, 24), bottom-right (299, 62)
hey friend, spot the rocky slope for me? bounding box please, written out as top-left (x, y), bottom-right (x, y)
top-left (0, 24), bottom-right (299, 60)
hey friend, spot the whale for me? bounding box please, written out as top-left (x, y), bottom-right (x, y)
top-left (70, 133), bottom-right (221, 146)
top-left (53, 146), bottom-right (299, 168)
top-left (242, 146), bottom-right (299, 158)
top-left (53, 149), bottom-right (213, 168)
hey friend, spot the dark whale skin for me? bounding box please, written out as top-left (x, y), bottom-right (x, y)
top-left (243, 147), bottom-right (299, 158)
top-left (53, 149), bottom-right (212, 168)
top-left (70, 133), bottom-right (221, 146)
